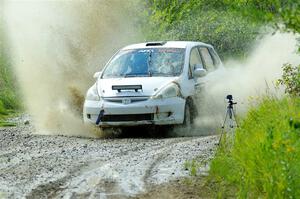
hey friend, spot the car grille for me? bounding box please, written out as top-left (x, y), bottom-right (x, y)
top-left (103, 97), bottom-right (149, 104)
top-left (101, 114), bottom-right (154, 122)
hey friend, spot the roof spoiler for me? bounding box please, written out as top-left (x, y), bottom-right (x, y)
top-left (145, 41), bottom-right (166, 46)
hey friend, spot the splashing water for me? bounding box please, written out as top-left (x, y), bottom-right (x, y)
top-left (3, 1), bottom-right (300, 136)
top-left (3, 0), bottom-right (141, 137)
top-left (193, 32), bottom-right (300, 134)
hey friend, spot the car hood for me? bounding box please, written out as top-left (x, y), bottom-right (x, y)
top-left (97, 77), bottom-right (179, 97)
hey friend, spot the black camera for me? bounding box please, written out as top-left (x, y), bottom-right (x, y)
top-left (221, 94), bottom-right (239, 130)
top-left (226, 94), bottom-right (237, 106)
top-left (226, 94), bottom-right (233, 101)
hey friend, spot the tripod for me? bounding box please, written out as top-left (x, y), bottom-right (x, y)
top-left (219, 95), bottom-right (239, 144)
top-left (221, 99), bottom-right (239, 129)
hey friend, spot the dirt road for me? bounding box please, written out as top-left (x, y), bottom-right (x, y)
top-left (0, 119), bottom-right (218, 199)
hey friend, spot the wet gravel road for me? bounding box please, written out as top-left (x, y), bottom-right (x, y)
top-left (0, 122), bottom-right (218, 199)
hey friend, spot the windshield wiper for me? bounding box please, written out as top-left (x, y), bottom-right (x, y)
top-left (151, 72), bottom-right (177, 77)
top-left (124, 73), bottom-right (149, 78)
top-left (124, 73), bottom-right (137, 77)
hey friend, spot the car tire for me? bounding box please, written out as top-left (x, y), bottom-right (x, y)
top-left (100, 127), bottom-right (122, 138)
top-left (146, 126), bottom-right (168, 138)
top-left (182, 101), bottom-right (193, 135)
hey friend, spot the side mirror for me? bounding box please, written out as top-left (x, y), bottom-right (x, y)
top-left (93, 71), bottom-right (102, 79)
top-left (194, 68), bottom-right (207, 78)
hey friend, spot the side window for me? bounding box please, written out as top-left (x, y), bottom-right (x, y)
top-left (199, 47), bottom-right (215, 72)
top-left (189, 47), bottom-right (203, 79)
top-left (209, 48), bottom-right (221, 67)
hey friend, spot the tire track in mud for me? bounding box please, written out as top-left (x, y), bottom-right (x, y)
top-left (142, 136), bottom-right (218, 186)
top-left (0, 126), bottom-right (218, 198)
top-left (34, 138), bottom-right (193, 198)
top-left (54, 137), bottom-right (217, 198)
top-left (141, 138), bottom-right (197, 186)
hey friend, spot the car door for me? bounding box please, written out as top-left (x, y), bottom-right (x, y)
top-left (181, 46), bottom-right (204, 98)
top-left (190, 47), bottom-right (207, 105)
top-left (183, 45), bottom-right (220, 102)
top-left (196, 45), bottom-right (224, 88)
top-left (197, 46), bottom-right (223, 123)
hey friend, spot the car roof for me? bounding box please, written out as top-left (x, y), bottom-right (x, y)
top-left (122, 41), bottom-right (213, 50)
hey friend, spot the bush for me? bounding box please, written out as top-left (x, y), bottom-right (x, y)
top-left (141, 0), bottom-right (263, 59)
top-left (209, 97), bottom-right (300, 198)
top-left (160, 10), bottom-right (260, 59)
top-left (230, 0), bottom-right (300, 33)
top-left (277, 63), bottom-right (300, 97)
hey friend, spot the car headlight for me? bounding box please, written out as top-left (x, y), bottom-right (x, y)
top-left (86, 83), bottom-right (100, 101)
top-left (151, 83), bottom-right (180, 99)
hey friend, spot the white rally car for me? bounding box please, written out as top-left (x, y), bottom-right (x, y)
top-left (83, 41), bottom-right (223, 130)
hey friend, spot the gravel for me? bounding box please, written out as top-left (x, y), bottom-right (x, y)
top-left (0, 116), bottom-right (218, 199)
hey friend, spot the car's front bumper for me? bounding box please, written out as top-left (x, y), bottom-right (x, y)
top-left (83, 97), bottom-right (185, 127)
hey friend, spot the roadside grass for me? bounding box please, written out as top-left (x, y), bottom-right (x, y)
top-left (207, 96), bottom-right (300, 198)
top-left (0, 121), bottom-right (16, 127)
top-left (0, 116), bottom-right (17, 127)
top-left (0, 100), bottom-right (17, 127)
top-left (0, 34), bottom-right (21, 126)
top-left (0, 56), bottom-right (20, 111)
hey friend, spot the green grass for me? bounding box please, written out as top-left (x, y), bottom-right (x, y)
top-left (0, 121), bottom-right (16, 127)
top-left (184, 159), bottom-right (204, 177)
top-left (0, 30), bottom-right (21, 124)
top-left (208, 97), bottom-right (300, 198)
top-left (0, 100), bottom-right (17, 127)
top-left (0, 56), bottom-right (20, 110)
top-left (0, 100), bottom-right (7, 115)
top-left (0, 115), bottom-right (17, 127)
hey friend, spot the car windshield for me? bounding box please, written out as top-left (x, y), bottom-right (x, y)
top-left (102, 48), bottom-right (185, 78)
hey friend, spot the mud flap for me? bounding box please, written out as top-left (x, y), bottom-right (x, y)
top-left (96, 110), bottom-right (105, 125)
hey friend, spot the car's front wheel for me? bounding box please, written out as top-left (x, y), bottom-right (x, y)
top-left (98, 127), bottom-right (122, 138)
top-left (179, 101), bottom-right (193, 136)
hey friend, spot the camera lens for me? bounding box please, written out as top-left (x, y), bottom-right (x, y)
top-left (226, 95), bottom-right (233, 100)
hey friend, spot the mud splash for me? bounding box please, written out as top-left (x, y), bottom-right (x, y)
top-left (193, 32), bottom-right (300, 134)
top-left (3, 0), bottom-right (141, 136)
top-left (3, 1), bottom-right (300, 137)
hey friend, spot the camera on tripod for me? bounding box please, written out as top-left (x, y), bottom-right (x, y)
top-left (222, 94), bottom-right (239, 129)
top-left (226, 95), bottom-right (237, 106)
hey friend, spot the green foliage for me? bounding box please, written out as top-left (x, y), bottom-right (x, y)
top-left (277, 63), bottom-right (300, 97)
top-left (230, 0), bottom-right (300, 33)
top-left (142, 0), bottom-right (262, 59)
top-left (0, 101), bottom-right (17, 127)
top-left (279, 3), bottom-right (300, 33)
top-left (141, 1), bottom-right (300, 58)
top-left (0, 121), bottom-right (16, 127)
top-left (0, 22), bottom-right (20, 113)
top-left (165, 11), bottom-right (258, 58)
top-left (0, 55), bottom-right (20, 110)
top-left (209, 97), bottom-right (300, 198)
top-left (184, 160), bottom-right (201, 176)
top-left (0, 100), bottom-right (7, 115)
